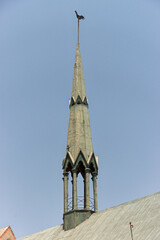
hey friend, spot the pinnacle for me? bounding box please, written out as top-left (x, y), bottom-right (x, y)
top-left (71, 44), bottom-right (87, 101)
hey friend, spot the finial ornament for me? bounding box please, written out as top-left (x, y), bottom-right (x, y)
top-left (75, 10), bottom-right (85, 44)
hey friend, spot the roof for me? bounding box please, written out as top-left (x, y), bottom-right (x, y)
top-left (18, 192), bottom-right (160, 240)
top-left (0, 226), bottom-right (16, 240)
top-left (0, 226), bottom-right (8, 237)
top-left (66, 44), bottom-right (94, 163)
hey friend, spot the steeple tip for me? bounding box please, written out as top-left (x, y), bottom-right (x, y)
top-left (71, 44), bottom-right (86, 102)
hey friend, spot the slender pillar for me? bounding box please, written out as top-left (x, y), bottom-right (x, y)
top-left (63, 172), bottom-right (69, 213)
top-left (85, 168), bottom-right (90, 210)
top-left (92, 173), bottom-right (98, 212)
top-left (72, 169), bottom-right (77, 209)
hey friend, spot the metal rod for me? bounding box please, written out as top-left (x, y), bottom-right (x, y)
top-left (78, 19), bottom-right (79, 44)
top-left (75, 11), bottom-right (84, 44)
top-left (130, 222), bottom-right (134, 240)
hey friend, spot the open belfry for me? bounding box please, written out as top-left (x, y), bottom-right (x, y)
top-left (62, 23), bottom-right (98, 230)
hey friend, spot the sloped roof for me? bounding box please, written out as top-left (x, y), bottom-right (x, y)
top-left (0, 226), bottom-right (8, 237)
top-left (18, 192), bottom-right (160, 240)
top-left (0, 226), bottom-right (16, 240)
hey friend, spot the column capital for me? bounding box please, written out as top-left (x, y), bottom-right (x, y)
top-left (93, 172), bottom-right (98, 176)
top-left (85, 168), bottom-right (90, 173)
top-left (63, 172), bottom-right (69, 177)
top-left (72, 168), bottom-right (77, 174)
top-left (92, 172), bottom-right (98, 180)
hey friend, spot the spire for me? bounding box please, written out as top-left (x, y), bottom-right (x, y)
top-left (67, 44), bottom-right (93, 162)
top-left (62, 12), bottom-right (98, 231)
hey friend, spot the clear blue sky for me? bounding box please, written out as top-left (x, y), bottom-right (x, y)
top-left (0, 0), bottom-right (159, 238)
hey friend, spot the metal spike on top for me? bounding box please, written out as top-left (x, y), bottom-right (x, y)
top-left (75, 11), bottom-right (85, 44)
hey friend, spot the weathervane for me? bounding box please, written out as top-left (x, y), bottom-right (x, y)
top-left (75, 10), bottom-right (85, 44)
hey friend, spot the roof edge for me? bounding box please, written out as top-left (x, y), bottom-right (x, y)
top-left (98, 191), bottom-right (160, 215)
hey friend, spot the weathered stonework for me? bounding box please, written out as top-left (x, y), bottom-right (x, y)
top-left (63, 210), bottom-right (94, 231)
top-left (62, 44), bottom-right (98, 230)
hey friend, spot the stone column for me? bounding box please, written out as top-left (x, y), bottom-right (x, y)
top-left (72, 169), bottom-right (77, 210)
top-left (63, 172), bottom-right (69, 213)
top-left (85, 168), bottom-right (90, 210)
top-left (92, 173), bottom-right (98, 212)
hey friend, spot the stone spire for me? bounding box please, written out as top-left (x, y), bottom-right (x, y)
top-left (67, 44), bottom-right (93, 162)
top-left (62, 43), bottom-right (98, 230)
top-left (71, 44), bottom-right (86, 99)
top-left (62, 12), bottom-right (98, 231)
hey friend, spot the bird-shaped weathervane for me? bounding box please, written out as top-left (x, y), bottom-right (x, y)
top-left (75, 10), bottom-right (85, 44)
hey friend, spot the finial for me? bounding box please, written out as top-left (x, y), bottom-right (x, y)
top-left (75, 10), bottom-right (85, 44)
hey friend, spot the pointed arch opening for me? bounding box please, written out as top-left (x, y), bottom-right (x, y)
top-left (67, 172), bottom-right (73, 211)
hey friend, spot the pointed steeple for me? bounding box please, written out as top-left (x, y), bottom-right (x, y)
top-left (71, 44), bottom-right (86, 100)
top-left (62, 12), bottom-right (98, 231)
top-left (67, 44), bottom-right (93, 162)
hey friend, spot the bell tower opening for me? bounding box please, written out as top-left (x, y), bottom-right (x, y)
top-left (63, 152), bottom-right (98, 230)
